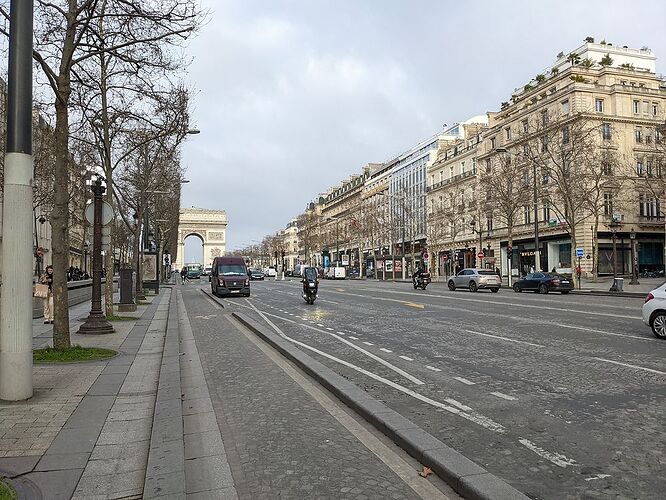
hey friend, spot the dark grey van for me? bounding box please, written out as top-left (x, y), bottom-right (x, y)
top-left (210, 256), bottom-right (250, 297)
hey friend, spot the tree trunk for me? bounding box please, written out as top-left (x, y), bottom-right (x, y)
top-left (592, 217), bottom-right (599, 282)
top-left (52, 92), bottom-right (72, 349)
top-left (570, 227), bottom-right (579, 288)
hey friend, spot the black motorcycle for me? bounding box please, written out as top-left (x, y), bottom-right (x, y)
top-left (302, 267), bottom-right (319, 304)
top-left (412, 272), bottom-right (431, 290)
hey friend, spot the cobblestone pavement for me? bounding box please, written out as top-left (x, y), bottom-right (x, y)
top-left (180, 287), bottom-right (452, 499)
top-left (195, 278), bottom-right (666, 499)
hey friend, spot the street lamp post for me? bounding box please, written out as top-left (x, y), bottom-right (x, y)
top-left (609, 219), bottom-right (620, 292)
top-left (78, 177), bottom-right (114, 335)
top-left (630, 229), bottom-right (639, 285)
top-left (469, 218), bottom-right (483, 268)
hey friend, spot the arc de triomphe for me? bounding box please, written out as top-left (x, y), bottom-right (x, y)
top-left (175, 207), bottom-right (227, 270)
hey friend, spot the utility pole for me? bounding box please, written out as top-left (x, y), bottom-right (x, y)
top-left (1, 0), bottom-right (34, 401)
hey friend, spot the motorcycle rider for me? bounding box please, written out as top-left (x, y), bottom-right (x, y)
top-left (302, 266), bottom-right (319, 298)
top-left (412, 262), bottom-right (424, 286)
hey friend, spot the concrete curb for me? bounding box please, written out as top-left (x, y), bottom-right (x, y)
top-left (570, 289), bottom-right (647, 298)
top-left (232, 312), bottom-right (529, 500)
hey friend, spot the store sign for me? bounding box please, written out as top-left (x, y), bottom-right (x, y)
top-left (342, 255), bottom-right (349, 266)
top-left (394, 260), bottom-right (402, 272)
top-left (385, 260), bottom-right (393, 272)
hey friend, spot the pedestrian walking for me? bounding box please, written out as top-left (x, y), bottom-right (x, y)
top-left (39, 265), bottom-right (55, 324)
top-left (180, 268), bottom-right (187, 284)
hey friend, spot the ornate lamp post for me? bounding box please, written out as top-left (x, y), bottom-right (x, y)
top-left (609, 218), bottom-right (620, 292)
top-left (79, 177), bottom-right (114, 334)
top-left (630, 229), bottom-right (639, 285)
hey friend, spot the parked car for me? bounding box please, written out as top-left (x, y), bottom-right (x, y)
top-left (448, 268), bottom-right (500, 292)
top-left (265, 266), bottom-right (277, 278)
top-left (249, 269), bottom-right (265, 281)
top-left (210, 256), bottom-right (250, 297)
top-left (643, 282), bottom-right (666, 339)
top-left (512, 272), bottom-right (573, 294)
top-left (202, 267), bottom-right (212, 277)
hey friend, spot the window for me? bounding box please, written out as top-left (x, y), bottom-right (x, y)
top-left (449, 166), bottom-right (453, 178)
top-left (562, 99), bottom-right (570, 114)
top-left (647, 160), bottom-right (654, 177)
top-left (523, 143), bottom-right (529, 155)
top-left (602, 123), bottom-right (612, 140)
top-left (595, 98), bottom-right (604, 113)
top-left (524, 206), bottom-right (531, 224)
top-left (646, 130), bottom-right (653, 144)
top-left (603, 193), bottom-right (614, 215)
top-left (486, 217), bottom-right (493, 232)
top-left (541, 110), bottom-right (549, 125)
top-left (430, 174), bottom-right (435, 186)
top-left (490, 137), bottom-right (496, 149)
top-left (522, 171), bottom-right (530, 186)
top-left (562, 125), bottom-right (570, 144)
top-left (633, 100), bottom-right (640, 114)
top-left (639, 194), bottom-right (661, 218)
top-left (461, 161), bottom-right (466, 174)
top-left (541, 135), bottom-right (548, 152)
top-left (439, 171), bottom-right (443, 182)
top-left (485, 159), bottom-right (491, 173)
top-left (643, 101), bottom-right (650, 113)
top-left (522, 119), bottom-right (529, 133)
top-left (542, 203), bottom-right (550, 221)
top-left (636, 159), bottom-right (644, 175)
top-left (652, 103), bottom-right (659, 116)
top-left (635, 127), bottom-right (643, 143)
top-left (657, 128), bottom-right (663, 143)
top-left (505, 127), bottom-right (512, 140)
top-left (602, 161), bottom-right (612, 175)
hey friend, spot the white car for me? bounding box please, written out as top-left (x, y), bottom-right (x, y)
top-left (643, 282), bottom-right (666, 339)
top-left (265, 266), bottom-right (277, 278)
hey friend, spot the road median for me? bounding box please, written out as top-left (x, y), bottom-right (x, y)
top-left (232, 311), bottom-right (529, 500)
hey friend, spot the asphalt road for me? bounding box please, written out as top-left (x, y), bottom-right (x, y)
top-left (185, 277), bottom-right (666, 499)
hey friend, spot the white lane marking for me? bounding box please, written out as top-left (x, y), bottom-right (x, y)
top-left (326, 327), bottom-right (334, 331)
top-left (491, 392), bottom-right (518, 401)
top-left (379, 348), bottom-right (392, 353)
top-left (349, 287), bottom-right (643, 320)
top-left (317, 323), bottom-right (325, 327)
top-left (349, 336), bottom-right (359, 340)
top-left (426, 365), bottom-right (442, 372)
top-left (363, 341), bottom-right (374, 346)
top-left (518, 438), bottom-right (578, 468)
top-left (591, 357), bottom-right (666, 375)
top-left (585, 474), bottom-right (611, 481)
top-left (289, 313), bottom-right (294, 316)
top-left (464, 330), bottom-right (545, 348)
top-left (399, 355), bottom-right (414, 361)
top-left (336, 331), bottom-right (346, 336)
top-left (453, 377), bottom-right (476, 386)
top-left (319, 299), bottom-right (340, 305)
top-left (553, 323), bottom-right (651, 341)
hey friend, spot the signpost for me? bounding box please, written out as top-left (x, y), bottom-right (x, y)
top-left (507, 245), bottom-right (513, 287)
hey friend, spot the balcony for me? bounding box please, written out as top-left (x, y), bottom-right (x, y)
top-left (427, 169), bottom-right (476, 192)
top-left (638, 215), bottom-right (665, 223)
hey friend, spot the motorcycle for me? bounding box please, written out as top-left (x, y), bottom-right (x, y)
top-left (412, 272), bottom-right (431, 290)
top-left (302, 277), bottom-right (319, 304)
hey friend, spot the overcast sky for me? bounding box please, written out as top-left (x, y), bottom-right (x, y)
top-left (182, 0), bottom-right (666, 263)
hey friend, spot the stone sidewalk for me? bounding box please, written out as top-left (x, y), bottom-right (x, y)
top-left (0, 286), bottom-right (235, 499)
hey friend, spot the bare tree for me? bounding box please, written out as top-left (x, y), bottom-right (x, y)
top-left (521, 112), bottom-right (602, 286)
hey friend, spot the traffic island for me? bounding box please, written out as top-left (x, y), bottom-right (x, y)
top-left (33, 345), bottom-right (118, 363)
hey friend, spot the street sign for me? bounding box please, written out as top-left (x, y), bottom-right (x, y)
top-left (442, 254), bottom-right (449, 262)
top-left (477, 252), bottom-right (484, 259)
top-left (576, 247), bottom-right (584, 257)
top-left (85, 201), bottom-right (113, 226)
top-left (423, 253), bottom-right (429, 260)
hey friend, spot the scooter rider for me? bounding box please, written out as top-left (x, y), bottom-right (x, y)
top-left (302, 266), bottom-right (319, 297)
top-left (412, 262), bottom-right (423, 285)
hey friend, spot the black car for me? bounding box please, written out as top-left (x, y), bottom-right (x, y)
top-left (249, 269), bottom-right (265, 281)
top-left (513, 272), bottom-right (573, 294)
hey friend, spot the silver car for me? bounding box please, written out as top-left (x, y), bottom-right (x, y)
top-left (448, 268), bottom-right (501, 293)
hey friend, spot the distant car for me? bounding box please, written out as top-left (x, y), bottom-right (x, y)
top-left (202, 267), bottom-right (212, 276)
top-left (265, 266), bottom-right (277, 278)
top-left (512, 272), bottom-right (573, 294)
top-left (448, 268), bottom-right (500, 292)
top-left (250, 269), bottom-right (265, 281)
top-left (643, 282), bottom-right (666, 339)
